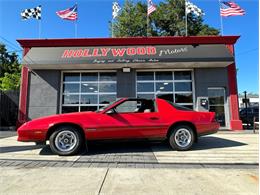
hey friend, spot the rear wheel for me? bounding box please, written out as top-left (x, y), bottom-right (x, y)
top-left (49, 126), bottom-right (83, 156)
top-left (169, 125), bottom-right (195, 151)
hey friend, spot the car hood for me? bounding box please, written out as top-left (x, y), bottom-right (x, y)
top-left (19, 111), bottom-right (97, 130)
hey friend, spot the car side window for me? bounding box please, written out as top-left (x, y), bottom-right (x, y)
top-left (114, 100), bottom-right (155, 113)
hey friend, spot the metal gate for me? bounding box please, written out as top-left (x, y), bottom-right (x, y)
top-left (0, 90), bottom-right (19, 127)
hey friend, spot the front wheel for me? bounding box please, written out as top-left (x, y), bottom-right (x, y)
top-left (49, 126), bottom-right (83, 156)
top-left (169, 125), bottom-right (195, 151)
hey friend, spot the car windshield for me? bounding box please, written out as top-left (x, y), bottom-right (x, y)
top-left (96, 99), bottom-right (122, 112)
top-left (167, 101), bottom-right (193, 111)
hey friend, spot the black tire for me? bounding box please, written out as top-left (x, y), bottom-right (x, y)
top-left (49, 126), bottom-right (83, 156)
top-left (169, 125), bottom-right (195, 151)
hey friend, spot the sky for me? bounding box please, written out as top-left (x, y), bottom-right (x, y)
top-left (0, 0), bottom-right (258, 94)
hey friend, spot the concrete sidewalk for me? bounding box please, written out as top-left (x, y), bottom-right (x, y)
top-left (0, 167), bottom-right (258, 195)
top-left (0, 133), bottom-right (258, 165)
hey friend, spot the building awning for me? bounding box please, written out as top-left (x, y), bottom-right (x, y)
top-left (21, 44), bottom-right (234, 70)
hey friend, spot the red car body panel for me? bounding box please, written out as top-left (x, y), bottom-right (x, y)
top-left (17, 98), bottom-right (219, 142)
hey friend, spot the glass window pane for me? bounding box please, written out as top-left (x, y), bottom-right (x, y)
top-left (116, 100), bottom-right (139, 113)
top-left (182, 105), bottom-right (193, 110)
top-left (175, 93), bottom-right (193, 103)
top-left (63, 73), bottom-right (80, 82)
top-left (81, 95), bottom-right (98, 104)
top-left (100, 72), bottom-right (116, 81)
top-left (137, 72), bottom-right (154, 80)
top-left (208, 89), bottom-right (225, 105)
top-left (157, 93), bottom-right (174, 102)
top-left (99, 83), bottom-right (116, 92)
top-left (81, 83), bottom-right (98, 93)
top-left (137, 94), bottom-right (154, 99)
top-left (62, 94), bottom-right (79, 104)
top-left (81, 73), bottom-right (98, 81)
top-left (63, 83), bottom-right (79, 93)
top-left (99, 94), bottom-right (116, 104)
top-left (209, 106), bottom-right (225, 126)
top-left (80, 106), bottom-right (98, 112)
top-left (175, 82), bottom-right (192, 92)
top-left (62, 106), bottom-right (79, 113)
top-left (156, 82), bottom-right (173, 92)
top-left (137, 83), bottom-right (154, 92)
top-left (174, 71), bottom-right (191, 80)
top-left (155, 72), bottom-right (173, 80)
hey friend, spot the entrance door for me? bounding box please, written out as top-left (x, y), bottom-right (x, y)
top-left (208, 88), bottom-right (228, 128)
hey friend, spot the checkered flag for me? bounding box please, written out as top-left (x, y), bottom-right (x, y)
top-left (186, 1), bottom-right (204, 17)
top-left (21, 5), bottom-right (41, 20)
top-left (112, 2), bottom-right (121, 19)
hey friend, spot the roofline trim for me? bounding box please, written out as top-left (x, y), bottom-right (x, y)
top-left (17, 36), bottom-right (240, 48)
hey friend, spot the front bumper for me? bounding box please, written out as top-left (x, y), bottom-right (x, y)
top-left (17, 129), bottom-right (46, 142)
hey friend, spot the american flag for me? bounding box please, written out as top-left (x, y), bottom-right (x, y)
top-left (56, 4), bottom-right (78, 21)
top-left (147, 0), bottom-right (156, 16)
top-left (220, 1), bottom-right (245, 17)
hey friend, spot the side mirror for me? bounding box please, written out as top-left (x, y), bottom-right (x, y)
top-left (106, 109), bottom-right (115, 114)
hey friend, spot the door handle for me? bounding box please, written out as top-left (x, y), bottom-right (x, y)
top-left (150, 117), bottom-right (159, 120)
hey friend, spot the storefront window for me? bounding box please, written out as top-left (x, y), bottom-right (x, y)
top-left (137, 71), bottom-right (193, 109)
top-left (62, 72), bottom-right (117, 113)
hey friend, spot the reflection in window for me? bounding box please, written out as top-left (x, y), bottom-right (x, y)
top-left (157, 94), bottom-right (174, 103)
top-left (80, 106), bottom-right (98, 112)
top-left (155, 72), bottom-right (172, 80)
top-left (63, 73), bottom-right (80, 82)
top-left (137, 83), bottom-right (154, 92)
top-left (81, 83), bottom-right (98, 93)
top-left (63, 83), bottom-right (80, 93)
top-left (100, 72), bottom-right (116, 81)
top-left (209, 106), bottom-right (225, 126)
top-left (175, 82), bottom-right (192, 92)
top-left (62, 106), bottom-right (79, 113)
top-left (156, 82), bottom-right (173, 92)
top-left (81, 95), bottom-right (98, 104)
top-left (175, 93), bottom-right (193, 103)
top-left (137, 72), bottom-right (154, 80)
top-left (99, 94), bottom-right (116, 104)
top-left (137, 94), bottom-right (154, 99)
top-left (99, 83), bottom-right (116, 93)
top-left (63, 94), bottom-right (79, 104)
top-left (62, 72), bottom-right (117, 113)
top-left (81, 73), bottom-right (98, 81)
top-left (137, 71), bottom-right (193, 108)
top-left (174, 71), bottom-right (191, 80)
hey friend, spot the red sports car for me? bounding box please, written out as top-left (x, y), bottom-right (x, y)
top-left (17, 98), bottom-right (219, 155)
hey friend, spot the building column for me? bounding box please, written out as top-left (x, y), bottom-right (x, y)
top-left (17, 48), bottom-right (30, 128)
top-left (227, 45), bottom-right (243, 130)
top-left (116, 69), bottom-right (136, 98)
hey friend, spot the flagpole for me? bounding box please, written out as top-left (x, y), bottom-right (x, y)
top-left (219, 0), bottom-right (223, 35)
top-left (75, 3), bottom-right (78, 38)
top-left (147, 14), bottom-right (149, 37)
top-left (185, 0), bottom-right (188, 36)
top-left (75, 20), bottom-right (77, 38)
top-left (147, 0), bottom-right (150, 37)
top-left (38, 20), bottom-right (41, 39)
top-left (112, 20), bottom-right (114, 38)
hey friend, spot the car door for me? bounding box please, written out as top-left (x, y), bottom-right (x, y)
top-left (94, 99), bottom-right (166, 139)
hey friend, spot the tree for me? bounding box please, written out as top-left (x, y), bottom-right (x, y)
top-left (0, 44), bottom-right (21, 91)
top-left (112, 0), bottom-right (147, 37)
top-left (112, 0), bottom-right (219, 37)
